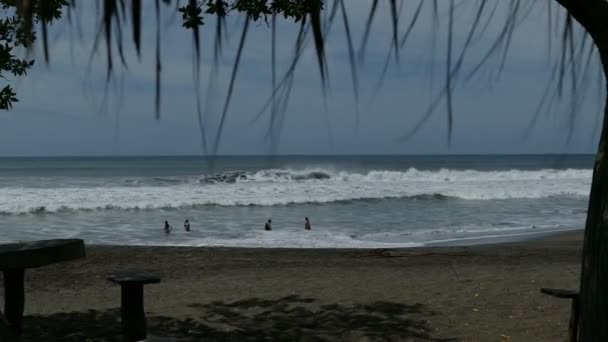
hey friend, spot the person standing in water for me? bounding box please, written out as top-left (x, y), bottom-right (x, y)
top-left (265, 219), bottom-right (272, 231)
top-left (304, 217), bottom-right (311, 230)
top-left (184, 219), bottom-right (191, 232)
top-left (164, 221), bottom-right (173, 234)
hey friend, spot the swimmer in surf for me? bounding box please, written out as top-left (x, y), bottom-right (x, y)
top-left (164, 221), bottom-right (173, 234)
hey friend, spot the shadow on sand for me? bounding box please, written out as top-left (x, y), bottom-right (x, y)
top-left (22, 295), bottom-right (456, 341)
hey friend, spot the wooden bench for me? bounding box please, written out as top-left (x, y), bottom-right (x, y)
top-left (0, 239), bottom-right (85, 340)
top-left (540, 288), bottom-right (580, 342)
top-left (108, 273), bottom-right (160, 342)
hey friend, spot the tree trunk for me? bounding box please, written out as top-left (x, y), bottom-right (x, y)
top-left (550, 1), bottom-right (608, 340)
top-left (579, 74), bottom-right (608, 342)
top-left (560, 1), bottom-right (608, 340)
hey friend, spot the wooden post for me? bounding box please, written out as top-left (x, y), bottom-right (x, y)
top-left (3, 269), bottom-right (24, 334)
top-left (570, 296), bottom-right (580, 342)
top-left (121, 283), bottom-right (146, 342)
top-left (540, 288), bottom-right (580, 341)
top-left (0, 311), bottom-right (20, 342)
top-left (108, 273), bottom-right (160, 342)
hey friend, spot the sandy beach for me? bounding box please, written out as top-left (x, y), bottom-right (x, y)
top-left (3, 230), bottom-right (583, 341)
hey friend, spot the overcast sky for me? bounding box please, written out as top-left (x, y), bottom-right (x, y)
top-left (0, 1), bottom-right (603, 156)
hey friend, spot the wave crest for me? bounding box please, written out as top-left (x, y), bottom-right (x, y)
top-left (0, 193), bottom-right (455, 216)
top-left (0, 167), bottom-right (591, 215)
top-left (192, 167), bottom-right (591, 184)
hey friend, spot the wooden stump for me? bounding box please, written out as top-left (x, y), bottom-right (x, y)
top-left (108, 274), bottom-right (160, 342)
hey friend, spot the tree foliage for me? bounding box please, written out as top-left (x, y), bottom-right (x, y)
top-left (3, 1), bottom-right (597, 143)
top-left (0, 0), bottom-right (67, 110)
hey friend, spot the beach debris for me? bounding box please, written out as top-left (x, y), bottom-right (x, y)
top-left (355, 248), bottom-right (406, 258)
top-left (499, 335), bottom-right (511, 342)
top-left (354, 248), bottom-right (468, 258)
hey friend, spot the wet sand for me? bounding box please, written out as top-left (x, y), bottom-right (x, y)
top-left (3, 230), bottom-right (583, 341)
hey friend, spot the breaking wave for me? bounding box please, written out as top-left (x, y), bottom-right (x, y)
top-left (131, 167), bottom-right (592, 185)
top-left (0, 193), bottom-right (453, 216)
top-left (0, 167), bottom-right (591, 215)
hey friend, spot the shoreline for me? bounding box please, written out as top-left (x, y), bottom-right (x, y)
top-left (79, 226), bottom-right (584, 250)
top-left (424, 226), bottom-right (584, 247)
top-left (7, 229), bottom-right (583, 341)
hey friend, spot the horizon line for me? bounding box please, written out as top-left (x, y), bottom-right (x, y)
top-left (0, 152), bottom-right (596, 159)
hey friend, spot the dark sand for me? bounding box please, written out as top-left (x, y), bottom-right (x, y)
top-left (2, 230), bottom-right (582, 341)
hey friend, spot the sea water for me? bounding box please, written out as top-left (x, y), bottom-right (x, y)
top-left (0, 155), bottom-right (592, 248)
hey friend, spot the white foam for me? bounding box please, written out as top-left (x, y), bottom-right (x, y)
top-left (139, 230), bottom-right (424, 249)
top-left (0, 167), bottom-right (591, 214)
top-left (5, 224), bottom-right (576, 249)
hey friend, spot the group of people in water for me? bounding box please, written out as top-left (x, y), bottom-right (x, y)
top-left (264, 217), bottom-right (311, 231)
top-left (164, 219), bottom-right (190, 234)
top-left (164, 217), bottom-right (311, 234)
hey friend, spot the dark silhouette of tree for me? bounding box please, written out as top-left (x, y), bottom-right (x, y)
top-left (2, 1), bottom-right (608, 340)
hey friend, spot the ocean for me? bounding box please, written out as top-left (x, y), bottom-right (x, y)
top-left (0, 155), bottom-right (592, 248)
